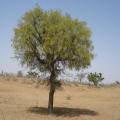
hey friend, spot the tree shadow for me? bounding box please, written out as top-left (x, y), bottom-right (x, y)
top-left (28, 106), bottom-right (98, 117)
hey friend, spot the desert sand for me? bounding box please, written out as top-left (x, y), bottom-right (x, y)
top-left (0, 77), bottom-right (120, 120)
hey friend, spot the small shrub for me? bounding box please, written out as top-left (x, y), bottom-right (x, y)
top-left (77, 72), bottom-right (87, 84)
top-left (115, 81), bottom-right (120, 85)
top-left (66, 95), bottom-right (71, 100)
top-left (27, 71), bottom-right (39, 78)
top-left (87, 72), bottom-right (104, 86)
top-left (0, 71), bottom-right (4, 76)
top-left (17, 71), bottom-right (23, 77)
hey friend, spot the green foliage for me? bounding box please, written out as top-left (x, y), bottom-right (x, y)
top-left (87, 72), bottom-right (104, 86)
top-left (12, 6), bottom-right (94, 87)
top-left (27, 71), bottom-right (39, 78)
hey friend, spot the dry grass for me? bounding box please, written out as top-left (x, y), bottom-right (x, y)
top-left (0, 76), bottom-right (120, 120)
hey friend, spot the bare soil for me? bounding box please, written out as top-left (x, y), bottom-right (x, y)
top-left (0, 77), bottom-right (120, 120)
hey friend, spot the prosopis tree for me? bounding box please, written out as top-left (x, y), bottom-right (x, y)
top-left (12, 6), bottom-right (94, 113)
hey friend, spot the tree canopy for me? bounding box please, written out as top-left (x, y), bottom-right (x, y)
top-left (12, 6), bottom-right (94, 113)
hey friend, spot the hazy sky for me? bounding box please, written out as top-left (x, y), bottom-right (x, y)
top-left (0, 0), bottom-right (120, 83)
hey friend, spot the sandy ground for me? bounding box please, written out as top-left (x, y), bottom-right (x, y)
top-left (0, 77), bottom-right (120, 120)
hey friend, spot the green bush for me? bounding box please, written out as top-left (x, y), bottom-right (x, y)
top-left (27, 71), bottom-right (39, 78)
top-left (87, 72), bottom-right (104, 86)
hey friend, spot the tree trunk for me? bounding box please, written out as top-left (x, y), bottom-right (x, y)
top-left (48, 86), bottom-right (55, 113)
top-left (48, 62), bottom-right (56, 113)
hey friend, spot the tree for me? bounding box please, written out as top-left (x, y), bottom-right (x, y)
top-left (0, 71), bottom-right (4, 76)
top-left (12, 6), bottom-right (94, 113)
top-left (77, 71), bottom-right (87, 83)
top-left (87, 72), bottom-right (104, 86)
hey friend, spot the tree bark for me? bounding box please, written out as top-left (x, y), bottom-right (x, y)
top-left (48, 62), bottom-right (56, 114)
top-left (48, 85), bottom-right (55, 113)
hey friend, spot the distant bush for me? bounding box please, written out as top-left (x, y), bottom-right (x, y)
top-left (115, 81), bottom-right (120, 85)
top-left (0, 71), bottom-right (15, 77)
top-left (66, 95), bottom-right (71, 100)
top-left (27, 71), bottom-right (39, 78)
top-left (17, 71), bottom-right (23, 77)
top-left (87, 72), bottom-right (104, 86)
top-left (77, 72), bottom-right (87, 84)
top-left (0, 71), bottom-right (4, 76)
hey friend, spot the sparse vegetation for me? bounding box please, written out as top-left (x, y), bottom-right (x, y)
top-left (0, 76), bottom-right (120, 120)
